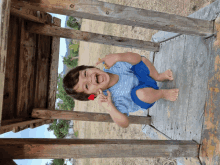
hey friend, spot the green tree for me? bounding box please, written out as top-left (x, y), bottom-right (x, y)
top-left (67, 16), bottom-right (81, 30)
top-left (46, 159), bottom-right (66, 165)
top-left (56, 73), bottom-right (75, 110)
top-left (47, 119), bottom-right (69, 138)
top-left (63, 42), bottom-right (79, 68)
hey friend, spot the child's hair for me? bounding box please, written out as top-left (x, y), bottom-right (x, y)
top-left (63, 65), bottom-right (96, 101)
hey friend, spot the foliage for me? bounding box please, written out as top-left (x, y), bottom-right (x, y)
top-left (63, 42), bottom-right (79, 68)
top-left (47, 119), bottom-right (70, 138)
top-left (67, 16), bottom-right (81, 30)
top-left (74, 130), bottom-right (79, 137)
top-left (46, 159), bottom-right (66, 165)
top-left (56, 73), bottom-right (75, 110)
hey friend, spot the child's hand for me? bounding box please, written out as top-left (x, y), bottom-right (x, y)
top-left (95, 54), bottom-right (120, 69)
top-left (97, 89), bottom-right (113, 110)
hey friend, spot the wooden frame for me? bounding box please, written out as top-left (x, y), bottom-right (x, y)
top-left (0, 0), bottom-right (219, 161)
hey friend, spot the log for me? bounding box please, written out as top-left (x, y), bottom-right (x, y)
top-left (47, 17), bottom-right (61, 110)
top-left (26, 21), bottom-right (160, 52)
top-left (0, 118), bottom-right (48, 134)
top-left (0, 138), bottom-right (199, 159)
top-left (11, 0), bottom-right (214, 36)
top-left (0, 0), bottom-right (11, 132)
top-left (32, 108), bottom-right (151, 125)
top-left (10, 7), bottom-right (46, 23)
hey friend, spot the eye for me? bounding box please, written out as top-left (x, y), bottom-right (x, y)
top-left (85, 71), bottom-right (88, 89)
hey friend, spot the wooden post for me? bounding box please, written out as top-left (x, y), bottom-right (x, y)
top-left (0, 138), bottom-right (199, 159)
top-left (11, 0), bottom-right (215, 36)
top-left (0, 0), bottom-right (11, 130)
top-left (32, 108), bottom-right (151, 125)
top-left (26, 22), bottom-right (160, 52)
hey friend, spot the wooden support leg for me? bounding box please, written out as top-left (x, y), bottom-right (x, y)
top-left (32, 108), bottom-right (151, 125)
top-left (0, 138), bottom-right (199, 159)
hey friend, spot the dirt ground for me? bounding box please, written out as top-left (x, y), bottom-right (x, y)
top-left (72, 0), bottom-right (214, 164)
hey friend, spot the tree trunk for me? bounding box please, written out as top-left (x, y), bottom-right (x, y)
top-left (71, 56), bottom-right (78, 61)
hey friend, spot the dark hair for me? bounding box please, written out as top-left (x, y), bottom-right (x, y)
top-left (63, 65), bottom-right (97, 101)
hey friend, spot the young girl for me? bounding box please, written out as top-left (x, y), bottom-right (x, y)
top-left (63, 52), bottom-right (179, 128)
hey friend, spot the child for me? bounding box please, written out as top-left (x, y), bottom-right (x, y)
top-left (63, 52), bottom-right (179, 128)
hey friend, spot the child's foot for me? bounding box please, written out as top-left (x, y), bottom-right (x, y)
top-left (162, 89), bottom-right (179, 101)
top-left (158, 69), bottom-right (173, 81)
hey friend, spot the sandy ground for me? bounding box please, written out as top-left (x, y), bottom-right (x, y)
top-left (72, 0), bottom-right (214, 164)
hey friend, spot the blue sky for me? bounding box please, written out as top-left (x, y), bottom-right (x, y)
top-left (0, 13), bottom-right (69, 165)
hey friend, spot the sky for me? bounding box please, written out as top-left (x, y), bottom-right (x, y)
top-left (0, 13), bottom-right (70, 165)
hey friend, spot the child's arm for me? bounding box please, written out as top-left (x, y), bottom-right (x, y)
top-left (105, 103), bottom-right (129, 128)
top-left (118, 52), bottom-right (142, 65)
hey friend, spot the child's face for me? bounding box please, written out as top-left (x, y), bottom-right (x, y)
top-left (73, 68), bottom-right (112, 97)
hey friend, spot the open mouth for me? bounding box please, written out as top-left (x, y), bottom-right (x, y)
top-left (95, 74), bottom-right (104, 84)
top-left (96, 74), bottom-right (98, 84)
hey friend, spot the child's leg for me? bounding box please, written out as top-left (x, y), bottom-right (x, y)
top-left (141, 57), bottom-right (173, 82)
top-left (136, 87), bottom-right (179, 104)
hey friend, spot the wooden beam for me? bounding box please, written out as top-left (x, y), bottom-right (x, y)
top-left (0, 159), bottom-right (17, 165)
top-left (1, 117), bottom-right (31, 126)
top-left (32, 108), bottom-right (151, 125)
top-left (2, 15), bottom-right (20, 121)
top-left (0, 138), bottom-right (199, 159)
top-left (47, 17), bottom-right (61, 110)
top-left (26, 21), bottom-right (160, 52)
top-left (0, 118), bottom-right (52, 134)
top-left (0, 0), bottom-right (11, 132)
top-left (10, 7), bottom-right (46, 23)
top-left (11, 0), bottom-right (215, 36)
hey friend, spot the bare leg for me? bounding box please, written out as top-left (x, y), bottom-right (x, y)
top-left (136, 88), bottom-right (179, 104)
top-left (141, 56), bottom-right (173, 82)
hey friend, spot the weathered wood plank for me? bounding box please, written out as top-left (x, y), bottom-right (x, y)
top-left (32, 108), bottom-right (151, 125)
top-left (10, 7), bottom-right (46, 23)
top-left (34, 13), bottom-right (52, 109)
top-left (150, 33), bottom-right (211, 144)
top-left (0, 0), bottom-right (11, 131)
top-left (47, 17), bottom-right (61, 110)
top-left (199, 36), bottom-right (220, 165)
top-left (0, 159), bottom-right (17, 165)
top-left (0, 118), bottom-right (46, 134)
top-left (0, 138), bottom-right (199, 159)
top-left (2, 15), bottom-right (20, 121)
top-left (142, 125), bottom-right (201, 165)
top-left (185, 35), bottom-right (210, 144)
top-left (11, 0), bottom-right (214, 36)
top-left (29, 119), bottom-right (53, 129)
top-left (26, 22), bottom-right (160, 52)
top-left (1, 117), bottom-right (31, 126)
top-left (13, 119), bottom-right (53, 132)
top-left (16, 18), bottom-right (37, 118)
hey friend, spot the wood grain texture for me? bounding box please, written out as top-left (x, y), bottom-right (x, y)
top-left (0, 118), bottom-right (48, 134)
top-left (11, 0), bottom-right (214, 36)
top-left (150, 34), bottom-right (210, 144)
top-left (0, 138), bottom-right (198, 159)
top-left (34, 13), bottom-right (52, 109)
top-left (0, 0), bottom-right (11, 129)
top-left (2, 15), bottom-right (20, 121)
top-left (32, 108), bottom-right (151, 125)
top-left (47, 17), bottom-right (60, 110)
top-left (0, 159), bottom-right (17, 165)
top-left (26, 22), bottom-right (160, 51)
top-left (10, 7), bottom-right (46, 24)
top-left (16, 18), bottom-right (37, 118)
top-left (199, 36), bottom-right (220, 165)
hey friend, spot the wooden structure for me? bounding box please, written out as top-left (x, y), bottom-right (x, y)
top-left (0, 0), bottom-right (219, 164)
